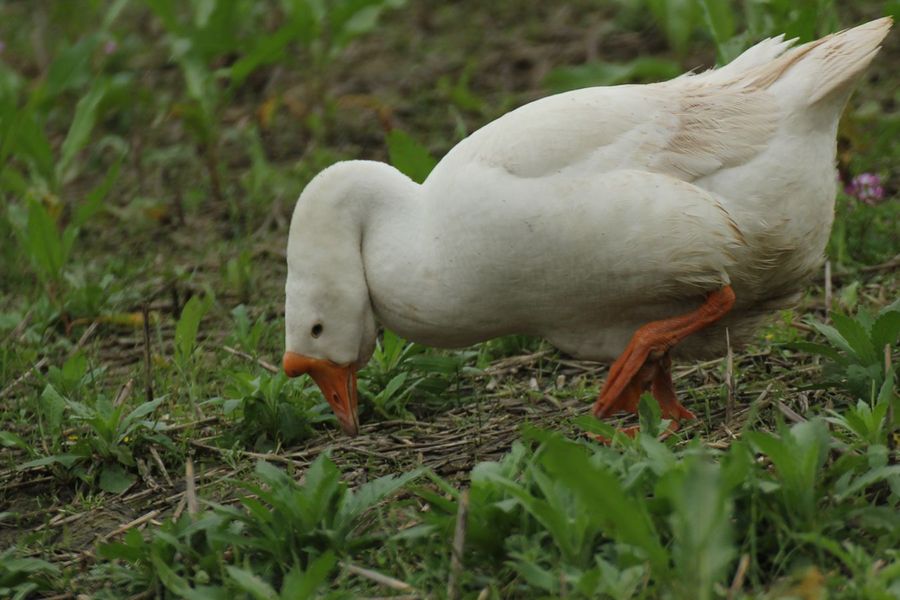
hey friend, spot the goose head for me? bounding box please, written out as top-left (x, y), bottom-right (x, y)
top-left (282, 162), bottom-right (381, 436)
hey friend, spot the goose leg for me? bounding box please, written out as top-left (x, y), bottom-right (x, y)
top-left (593, 285), bottom-right (736, 436)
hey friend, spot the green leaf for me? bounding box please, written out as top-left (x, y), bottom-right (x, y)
top-left (41, 36), bottom-right (99, 100)
top-left (648, 0), bottom-right (699, 56)
top-left (386, 129), bottom-right (437, 184)
top-left (831, 313), bottom-right (878, 366)
top-left (807, 319), bottom-right (855, 358)
top-left (24, 200), bottom-right (66, 283)
top-left (332, 0), bottom-right (406, 51)
top-left (99, 463), bottom-right (136, 494)
top-left (280, 553), bottom-right (336, 599)
top-left (145, 0), bottom-right (182, 35)
top-left (18, 454), bottom-right (83, 470)
top-left (657, 457), bottom-right (735, 597)
top-left (97, 528), bottom-right (146, 562)
top-left (699, 0), bottom-right (735, 63)
top-left (538, 434), bottom-right (668, 572)
top-left (0, 431), bottom-right (31, 452)
top-left (543, 57), bottom-right (681, 92)
top-left (225, 566), bottom-right (278, 600)
top-left (833, 465), bottom-right (900, 502)
top-left (120, 398), bottom-right (164, 432)
top-left (150, 551), bottom-right (220, 600)
top-left (338, 468), bottom-right (423, 525)
top-left (40, 384), bottom-right (67, 435)
top-left (175, 295), bottom-right (211, 365)
top-left (230, 20), bottom-right (306, 87)
top-left (871, 310), bottom-right (900, 356)
top-left (482, 471), bottom-right (578, 561)
top-left (178, 56), bottom-right (217, 133)
top-left (10, 111), bottom-right (55, 184)
top-left (746, 420), bottom-right (829, 525)
top-left (638, 394), bottom-right (663, 438)
top-left (59, 80), bottom-right (108, 182)
top-left (73, 155), bottom-right (123, 228)
top-left (787, 341), bottom-right (847, 365)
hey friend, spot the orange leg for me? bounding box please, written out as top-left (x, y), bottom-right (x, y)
top-left (593, 285), bottom-right (736, 436)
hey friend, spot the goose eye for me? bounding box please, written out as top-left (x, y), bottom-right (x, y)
top-left (311, 323), bottom-right (323, 338)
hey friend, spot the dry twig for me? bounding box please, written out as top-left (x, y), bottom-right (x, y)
top-left (185, 458), bottom-right (199, 517)
top-left (728, 554), bottom-right (751, 599)
top-left (447, 489), bottom-right (470, 600)
top-left (340, 561), bottom-right (415, 592)
top-left (223, 344), bottom-right (279, 374)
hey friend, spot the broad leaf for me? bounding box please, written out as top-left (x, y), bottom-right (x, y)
top-left (386, 129), bottom-right (436, 184)
top-left (99, 463), bottom-right (136, 494)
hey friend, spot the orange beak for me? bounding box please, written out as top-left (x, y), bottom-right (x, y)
top-left (283, 351), bottom-right (359, 436)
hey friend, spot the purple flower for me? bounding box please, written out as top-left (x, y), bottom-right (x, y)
top-left (103, 40), bottom-right (118, 55)
top-left (0, 40), bottom-right (5, 55)
top-left (845, 173), bottom-right (885, 206)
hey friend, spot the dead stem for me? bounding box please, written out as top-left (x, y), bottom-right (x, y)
top-left (447, 489), bottom-right (470, 600)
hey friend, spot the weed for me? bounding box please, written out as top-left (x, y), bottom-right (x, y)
top-left (97, 455), bottom-right (419, 597)
top-left (0, 545), bottom-right (60, 600)
top-left (173, 295), bottom-right (213, 416)
top-left (220, 371), bottom-right (331, 450)
top-left (794, 300), bottom-right (899, 402)
top-left (358, 329), bottom-right (478, 419)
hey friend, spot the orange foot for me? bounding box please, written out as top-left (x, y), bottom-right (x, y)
top-left (593, 285), bottom-right (736, 438)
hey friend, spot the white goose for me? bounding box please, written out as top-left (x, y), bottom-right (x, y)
top-left (282, 19), bottom-right (891, 436)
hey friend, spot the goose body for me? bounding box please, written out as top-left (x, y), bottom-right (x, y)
top-left (283, 19), bottom-right (891, 435)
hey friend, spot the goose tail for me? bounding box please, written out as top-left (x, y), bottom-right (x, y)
top-left (747, 17), bottom-right (892, 110)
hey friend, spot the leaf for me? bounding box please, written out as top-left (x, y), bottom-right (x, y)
top-left (97, 528), bottom-right (146, 562)
top-left (59, 80), bottom-right (108, 182)
top-left (787, 341), bottom-right (847, 365)
top-left (145, 0), bottom-right (182, 35)
top-left (386, 129), bottom-right (437, 184)
top-left (39, 384), bottom-right (67, 435)
top-left (807, 319), bottom-right (855, 358)
top-left (150, 551), bottom-right (221, 600)
top-left (482, 471), bottom-right (578, 561)
top-left (332, 0), bottom-right (407, 51)
top-left (0, 431), bottom-right (31, 452)
top-left (543, 57), bottom-right (681, 92)
top-left (537, 435), bottom-right (668, 573)
top-left (638, 394), bottom-right (663, 438)
top-left (18, 454), bottom-right (82, 470)
top-left (871, 310), bottom-right (900, 356)
top-left (833, 465), bottom-right (900, 502)
top-left (657, 457), bottom-right (735, 596)
top-left (230, 20), bottom-right (306, 87)
top-left (99, 463), bottom-right (136, 494)
top-left (831, 313), bottom-right (878, 367)
top-left (175, 295), bottom-right (211, 365)
top-left (338, 468), bottom-right (423, 525)
top-left (10, 111), bottom-right (55, 184)
top-left (120, 398), bottom-right (164, 432)
top-left (746, 420), bottom-right (829, 525)
top-left (699, 0), bottom-right (735, 63)
top-left (648, 0), bottom-right (699, 56)
top-left (280, 552), bottom-right (336, 598)
top-left (25, 200), bottom-right (66, 283)
top-left (225, 566), bottom-right (278, 600)
top-left (41, 35), bottom-right (99, 100)
top-left (73, 155), bottom-right (123, 228)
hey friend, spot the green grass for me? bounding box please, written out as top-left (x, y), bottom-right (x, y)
top-left (0, 0), bottom-right (898, 598)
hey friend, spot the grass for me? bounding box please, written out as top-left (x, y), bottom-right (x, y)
top-left (0, 0), bottom-right (898, 598)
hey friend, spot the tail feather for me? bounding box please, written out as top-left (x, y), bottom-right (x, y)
top-left (746, 17), bottom-right (892, 107)
top-left (702, 34), bottom-right (796, 84)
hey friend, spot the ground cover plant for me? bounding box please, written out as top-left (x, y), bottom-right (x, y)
top-left (0, 0), bottom-right (897, 597)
